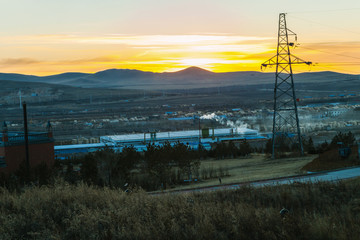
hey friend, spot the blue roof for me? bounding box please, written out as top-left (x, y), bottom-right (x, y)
top-left (218, 136), bottom-right (267, 141)
top-left (0, 131), bottom-right (53, 145)
top-left (55, 143), bottom-right (108, 150)
top-left (54, 143), bottom-right (113, 155)
top-left (168, 117), bottom-right (194, 121)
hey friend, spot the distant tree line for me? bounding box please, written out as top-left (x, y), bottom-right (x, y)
top-left (0, 140), bottom-right (256, 191)
top-left (1, 132), bottom-right (355, 191)
top-left (208, 140), bottom-right (252, 159)
top-left (264, 131), bottom-right (357, 156)
top-left (77, 140), bottom-right (254, 191)
top-left (304, 131), bottom-right (356, 154)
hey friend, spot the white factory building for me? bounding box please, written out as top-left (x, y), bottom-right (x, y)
top-left (55, 127), bottom-right (266, 157)
top-left (100, 127), bottom-right (261, 146)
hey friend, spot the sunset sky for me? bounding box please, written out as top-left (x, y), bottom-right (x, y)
top-left (0, 0), bottom-right (359, 75)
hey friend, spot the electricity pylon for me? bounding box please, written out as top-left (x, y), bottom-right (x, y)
top-left (262, 13), bottom-right (311, 158)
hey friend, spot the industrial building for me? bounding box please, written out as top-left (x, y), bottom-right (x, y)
top-left (55, 127), bottom-right (267, 158)
top-left (101, 127), bottom-right (262, 145)
top-left (54, 142), bottom-right (111, 157)
top-left (0, 122), bottom-right (55, 175)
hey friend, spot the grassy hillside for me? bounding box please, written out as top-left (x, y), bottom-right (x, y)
top-left (1, 178), bottom-right (360, 239)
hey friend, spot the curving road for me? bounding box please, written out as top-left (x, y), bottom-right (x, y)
top-left (162, 166), bottom-right (360, 194)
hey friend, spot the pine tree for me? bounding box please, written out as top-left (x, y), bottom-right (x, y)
top-left (307, 137), bottom-right (316, 154)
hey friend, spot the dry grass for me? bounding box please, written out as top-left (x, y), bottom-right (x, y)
top-left (1, 178), bottom-right (360, 239)
top-left (171, 154), bottom-right (315, 191)
top-left (302, 147), bottom-right (360, 172)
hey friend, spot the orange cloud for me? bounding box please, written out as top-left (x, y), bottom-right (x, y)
top-left (0, 58), bottom-right (40, 65)
top-left (0, 34), bottom-right (358, 75)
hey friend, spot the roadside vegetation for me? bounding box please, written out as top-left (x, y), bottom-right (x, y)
top-left (1, 177), bottom-right (360, 239)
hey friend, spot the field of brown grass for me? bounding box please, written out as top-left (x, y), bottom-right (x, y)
top-left (1, 178), bottom-right (360, 239)
top-left (171, 154), bottom-right (315, 191)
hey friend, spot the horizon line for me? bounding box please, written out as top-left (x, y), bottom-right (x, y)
top-left (0, 66), bottom-right (355, 77)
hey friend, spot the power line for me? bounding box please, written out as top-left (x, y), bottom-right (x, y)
top-left (287, 8), bottom-right (360, 14)
top-left (263, 62), bottom-right (360, 75)
top-left (293, 62), bottom-right (360, 74)
top-left (291, 45), bottom-right (360, 73)
top-left (309, 64), bottom-right (360, 75)
top-left (260, 11), bottom-right (360, 76)
top-left (287, 15), bottom-right (360, 35)
top-left (318, 62), bottom-right (360, 66)
top-left (300, 45), bottom-right (360, 61)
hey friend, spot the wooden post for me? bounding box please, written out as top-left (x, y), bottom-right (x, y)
top-left (23, 102), bottom-right (30, 179)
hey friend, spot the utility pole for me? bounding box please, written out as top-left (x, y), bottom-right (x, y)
top-left (262, 13), bottom-right (311, 158)
top-left (23, 102), bottom-right (30, 179)
top-left (19, 89), bottom-right (22, 109)
top-left (198, 116), bottom-right (201, 146)
top-left (194, 115), bottom-right (201, 149)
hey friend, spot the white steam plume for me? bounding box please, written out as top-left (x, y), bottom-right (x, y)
top-left (200, 113), bottom-right (250, 134)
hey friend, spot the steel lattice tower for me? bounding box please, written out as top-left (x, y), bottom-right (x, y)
top-left (262, 13), bottom-right (311, 158)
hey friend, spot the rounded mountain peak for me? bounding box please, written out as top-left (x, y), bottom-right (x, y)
top-left (175, 66), bottom-right (214, 75)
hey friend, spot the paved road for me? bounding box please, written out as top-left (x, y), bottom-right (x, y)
top-left (165, 166), bottom-right (360, 194)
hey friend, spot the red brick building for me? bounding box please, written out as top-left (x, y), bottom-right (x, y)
top-left (0, 122), bottom-right (54, 175)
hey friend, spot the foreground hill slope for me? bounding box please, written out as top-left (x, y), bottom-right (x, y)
top-left (0, 179), bottom-right (359, 239)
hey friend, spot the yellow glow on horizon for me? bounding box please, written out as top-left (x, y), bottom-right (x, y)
top-left (0, 34), bottom-right (359, 75)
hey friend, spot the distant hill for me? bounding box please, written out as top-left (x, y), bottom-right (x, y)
top-left (163, 66), bottom-right (215, 77)
top-left (0, 67), bottom-right (358, 90)
top-left (0, 73), bottom-right (40, 82)
top-left (41, 72), bottom-right (92, 82)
